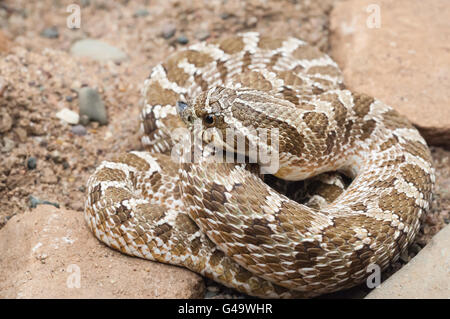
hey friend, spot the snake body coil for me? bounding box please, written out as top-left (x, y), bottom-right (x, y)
top-left (85, 33), bottom-right (434, 298)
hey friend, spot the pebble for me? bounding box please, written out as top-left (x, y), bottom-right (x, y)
top-left (246, 16), bottom-right (258, 28)
top-left (1, 137), bottom-right (15, 153)
top-left (56, 108), bottom-right (79, 125)
top-left (27, 157), bottom-right (37, 170)
top-left (78, 87), bottom-right (108, 125)
top-left (133, 9), bottom-right (149, 17)
top-left (195, 30), bottom-right (210, 41)
top-left (220, 12), bottom-right (231, 19)
top-left (0, 109), bottom-right (12, 133)
top-left (70, 39), bottom-right (128, 62)
top-left (79, 114), bottom-right (90, 126)
top-left (41, 167), bottom-right (58, 184)
top-left (40, 26), bottom-right (59, 39)
top-left (161, 24), bottom-right (176, 39)
top-left (28, 195), bottom-right (60, 209)
top-left (14, 127), bottom-right (27, 143)
top-left (49, 150), bottom-right (63, 163)
top-left (66, 96), bottom-right (73, 102)
top-left (71, 124), bottom-right (87, 136)
top-left (176, 35), bottom-right (189, 45)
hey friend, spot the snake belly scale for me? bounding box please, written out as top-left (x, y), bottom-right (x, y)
top-left (85, 32), bottom-right (434, 298)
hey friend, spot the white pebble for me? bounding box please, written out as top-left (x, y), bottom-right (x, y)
top-left (56, 108), bottom-right (79, 125)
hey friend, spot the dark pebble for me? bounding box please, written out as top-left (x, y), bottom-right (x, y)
top-left (71, 124), bottom-right (87, 136)
top-left (220, 12), bottom-right (231, 19)
top-left (40, 26), bottom-right (59, 39)
top-left (28, 195), bottom-right (60, 209)
top-left (133, 9), bottom-right (149, 17)
top-left (66, 96), bottom-right (73, 102)
top-left (27, 157), bottom-right (37, 170)
top-left (176, 35), bottom-right (189, 45)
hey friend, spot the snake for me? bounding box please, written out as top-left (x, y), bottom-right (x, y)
top-left (84, 32), bottom-right (435, 298)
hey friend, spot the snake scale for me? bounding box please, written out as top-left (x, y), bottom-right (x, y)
top-left (85, 32), bottom-right (435, 298)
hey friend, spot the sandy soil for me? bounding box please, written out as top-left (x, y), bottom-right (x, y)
top-left (0, 0), bottom-right (448, 298)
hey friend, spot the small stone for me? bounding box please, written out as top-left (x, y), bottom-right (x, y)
top-left (28, 196), bottom-right (60, 209)
top-left (41, 167), bottom-right (58, 184)
top-left (14, 127), bottom-right (27, 143)
top-left (78, 87), bottom-right (108, 125)
top-left (133, 9), bottom-right (149, 17)
top-left (195, 30), bottom-right (210, 41)
top-left (220, 12), bottom-right (231, 20)
top-left (246, 16), bottom-right (258, 28)
top-left (161, 24), bottom-right (176, 39)
top-left (49, 150), bottom-right (63, 163)
top-left (66, 96), bottom-right (73, 102)
top-left (79, 114), bottom-right (90, 126)
top-left (56, 108), bottom-right (79, 125)
top-left (29, 124), bottom-right (45, 136)
top-left (71, 124), bottom-right (87, 136)
top-left (28, 196), bottom-right (41, 208)
top-left (40, 26), bottom-right (59, 39)
top-left (176, 35), bottom-right (189, 45)
top-left (27, 157), bottom-right (37, 170)
top-left (0, 109), bottom-right (12, 133)
top-left (70, 39), bottom-right (128, 63)
top-left (2, 137), bottom-right (15, 153)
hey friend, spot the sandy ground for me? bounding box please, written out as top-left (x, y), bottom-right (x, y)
top-left (0, 0), bottom-right (448, 298)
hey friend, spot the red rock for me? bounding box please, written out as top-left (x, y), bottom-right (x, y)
top-left (0, 205), bottom-right (205, 298)
top-left (330, 0), bottom-right (450, 147)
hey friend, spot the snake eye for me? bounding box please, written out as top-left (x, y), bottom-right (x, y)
top-left (203, 114), bottom-right (215, 126)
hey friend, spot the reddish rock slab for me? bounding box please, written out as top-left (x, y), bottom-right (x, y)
top-left (330, 0), bottom-right (450, 147)
top-left (0, 205), bottom-right (205, 298)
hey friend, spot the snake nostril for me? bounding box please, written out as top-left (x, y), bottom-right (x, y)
top-left (176, 101), bottom-right (188, 114)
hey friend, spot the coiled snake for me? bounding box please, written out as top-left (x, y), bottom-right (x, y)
top-left (85, 32), bottom-right (434, 298)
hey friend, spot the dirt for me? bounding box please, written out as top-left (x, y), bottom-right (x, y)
top-left (0, 0), bottom-right (448, 299)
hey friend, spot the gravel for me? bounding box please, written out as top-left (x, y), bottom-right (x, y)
top-left (161, 24), bottom-right (176, 39)
top-left (40, 26), bottom-right (59, 38)
top-left (71, 125), bottom-right (87, 136)
top-left (27, 157), bottom-right (37, 170)
top-left (70, 39), bottom-right (128, 62)
top-left (78, 87), bottom-right (108, 125)
top-left (176, 35), bottom-right (189, 45)
top-left (56, 108), bottom-right (80, 125)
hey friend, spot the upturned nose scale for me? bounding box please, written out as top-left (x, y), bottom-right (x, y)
top-left (176, 101), bottom-right (188, 114)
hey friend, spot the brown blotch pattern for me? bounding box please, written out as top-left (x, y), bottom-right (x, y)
top-left (401, 140), bottom-right (432, 163)
top-left (94, 167), bottom-right (126, 182)
top-left (257, 36), bottom-right (284, 50)
top-left (383, 109), bottom-right (414, 130)
top-left (400, 163), bottom-right (433, 194)
top-left (233, 71), bottom-right (272, 91)
top-left (292, 44), bottom-right (324, 61)
top-left (379, 188), bottom-right (417, 225)
top-left (303, 111), bottom-right (329, 138)
top-left (216, 36), bottom-right (245, 54)
top-left (353, 93), bottom-right (375, 118)
top-left (146, 81), bottom-right (179, 107)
